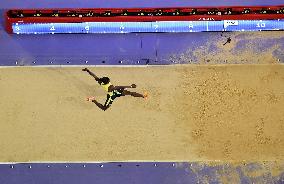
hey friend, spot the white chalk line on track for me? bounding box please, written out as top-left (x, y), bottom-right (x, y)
top-left (0, 63), bottom-right (283, 69)
top-left (0, 159), bottom-right (281, 164)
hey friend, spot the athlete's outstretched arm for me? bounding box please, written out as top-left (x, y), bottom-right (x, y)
top-left (82, 68), bottom-right (99, 81)
top-left (111, 84), bottom-right (136, 91)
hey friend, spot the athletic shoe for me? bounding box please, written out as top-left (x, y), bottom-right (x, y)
top-left (143, 92), bottom-right (148, 99)
top-left (87, 96), bottom-right (95, 101)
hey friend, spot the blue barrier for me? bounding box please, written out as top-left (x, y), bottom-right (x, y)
top-left (12, 20), bottom-right (284, 34)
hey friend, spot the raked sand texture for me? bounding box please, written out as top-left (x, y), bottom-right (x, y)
top-left (0, 65), bottom-right (283, 162)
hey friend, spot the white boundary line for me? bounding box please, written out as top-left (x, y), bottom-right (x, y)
top-left (0, 159), bottom-right (280, 164)
top-left (0, 160), bottom-right (190, 164)
top-left (0, 161), bottom-right (179, 165)
top-left (0, 64), bottom-right (182, 68)
top-left (0, 63), bottom-right (283, 69)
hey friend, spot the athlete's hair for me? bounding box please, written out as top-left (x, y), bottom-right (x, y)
top-left (99, 77), bottom-right (110, 84)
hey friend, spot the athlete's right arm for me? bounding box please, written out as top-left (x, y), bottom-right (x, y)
top-left (111, 84), bottom-right (136, 90)
top-left (112, 86), bottom-right (131, 90)
top-left (82, 68), bottom-right (99, 81)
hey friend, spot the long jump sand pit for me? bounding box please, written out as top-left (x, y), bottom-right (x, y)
top-left (0, 64), bottom-right (283, 162)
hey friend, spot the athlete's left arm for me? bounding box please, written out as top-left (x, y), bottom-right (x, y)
top-left (82, 68), bottom-right (100, 81)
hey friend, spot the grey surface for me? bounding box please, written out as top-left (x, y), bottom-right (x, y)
top-left (0, 163), bottom-right (198, 184)
top-left (0, 162), bottom-right (283, 184)
top-left (1, 1), bottom-right (283, 66)
top-left (0, 24), bottom-right (283, 66)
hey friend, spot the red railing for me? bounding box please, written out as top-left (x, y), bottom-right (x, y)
top-left (5, 5), bottom-right (284, 33)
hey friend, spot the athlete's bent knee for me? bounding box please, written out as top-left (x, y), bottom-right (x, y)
top-left (102, 105), bottom-right (110, 111)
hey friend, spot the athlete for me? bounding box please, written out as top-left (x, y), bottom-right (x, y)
top-left (82, 68), bottom-right (148, 111)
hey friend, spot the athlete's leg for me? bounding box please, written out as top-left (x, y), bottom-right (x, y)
top-left (92, 99), bottom-right (110, 111)
top-left (122, 90), bottom-right (144, 98)
top-left (87, 96), bottom-right (111, 111)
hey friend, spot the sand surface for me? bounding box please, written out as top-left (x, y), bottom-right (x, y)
top-left (0, 65), bottom-right (283, 162)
